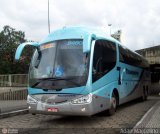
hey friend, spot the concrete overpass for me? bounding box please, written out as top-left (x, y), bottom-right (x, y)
top-left (136, 45), bottom-right (160, 94)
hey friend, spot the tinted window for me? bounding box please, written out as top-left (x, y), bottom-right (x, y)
top-left (93, 40), bottom-right (116, 82)
top-left (119, 45), bottom-right (149, 68)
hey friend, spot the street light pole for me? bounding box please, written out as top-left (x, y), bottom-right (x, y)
top-left (108, 24), bottom-right (112, 35)
top-left (48, 0), bottom-right (50, 33)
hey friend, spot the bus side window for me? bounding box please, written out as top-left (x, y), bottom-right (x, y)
top-left (119, 46), bottom-right (124, 62)
top-left (92, 42), bottom-right (103, 75)
top-left (92, 40), bottom-right (116, 82)
top-left (119, 45), bottom-right (148, 68)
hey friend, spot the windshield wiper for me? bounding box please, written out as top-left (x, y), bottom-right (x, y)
top-left (31, 77), bottom-right (81, 88)
top-left (38, 77), bottom-right (70, 80)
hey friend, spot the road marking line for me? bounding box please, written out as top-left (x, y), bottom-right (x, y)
top-left (0, 109), bottom-right (28, 116)
top-left (134, 101), bottom-right (159, 128)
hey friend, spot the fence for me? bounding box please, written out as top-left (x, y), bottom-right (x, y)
top-left (0, 89), bottom-right (27, 100)
top-left (0, 74), bottom-right (28, 87)
top-left (0, 74), bottom-right (28, 100)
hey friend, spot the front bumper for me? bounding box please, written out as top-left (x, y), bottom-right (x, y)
top-left (27, 94), bottom-right (111, 116)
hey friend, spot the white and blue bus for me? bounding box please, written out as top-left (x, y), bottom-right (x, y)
top-left (15, 26), bottom-right (150, 116)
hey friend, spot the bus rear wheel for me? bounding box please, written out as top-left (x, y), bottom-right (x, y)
top-left (141, 88), bottom-right (148, 101)
top-left (108, 92), bottom-right (117, 116)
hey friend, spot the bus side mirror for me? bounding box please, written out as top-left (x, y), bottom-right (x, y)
top-left (33, 48), bottom-right (42, 68)
top-left (15, 42), bottom-right (39, 60)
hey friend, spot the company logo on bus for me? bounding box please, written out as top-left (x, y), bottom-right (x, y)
top-left (126, 69), bottom-right (139, 75)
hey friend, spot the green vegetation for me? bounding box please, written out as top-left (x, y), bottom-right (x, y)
top-left (0, 25), bottom-right (34, 74)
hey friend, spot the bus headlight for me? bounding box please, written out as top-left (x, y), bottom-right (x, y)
top-left (71, 94), bottom-right (92, 104)
top-left (27, 95), bottom-right (37, 104)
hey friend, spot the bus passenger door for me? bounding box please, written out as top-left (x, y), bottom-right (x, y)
top-left (92, 40), bottom-right (117, 93)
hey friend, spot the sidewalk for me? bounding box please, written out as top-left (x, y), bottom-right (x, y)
top-left (0, 100), bottom-right (28, 118)
top-left (135, 96), bottom-right (160, 128)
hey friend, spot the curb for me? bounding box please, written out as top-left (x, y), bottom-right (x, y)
top-left (0, 109), bottom-right (29, 119)
top-left (134, 101), bottom-right (160, 128)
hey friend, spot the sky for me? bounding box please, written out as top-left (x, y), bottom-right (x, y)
top-left (0, 0), bottom-right (160, 50)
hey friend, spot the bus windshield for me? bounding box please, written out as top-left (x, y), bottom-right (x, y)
top-left (29, 39), bottom-right (89, 90)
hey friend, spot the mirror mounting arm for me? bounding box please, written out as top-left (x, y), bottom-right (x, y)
top-left (15, 42), bottom-right (39, 60)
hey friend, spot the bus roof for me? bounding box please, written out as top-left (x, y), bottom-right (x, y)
top-left (39, 26), bottom-right (120, 45)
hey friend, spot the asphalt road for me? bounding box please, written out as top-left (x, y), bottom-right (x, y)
top-left (0, 96), bottom-right (159, 134)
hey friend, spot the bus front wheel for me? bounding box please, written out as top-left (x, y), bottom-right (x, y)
top-left (108, 92), bottom-right (117, 116)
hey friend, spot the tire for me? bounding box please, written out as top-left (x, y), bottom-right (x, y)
top-left (141, 88), bottom-right (148, 101)
top-left (108, 92), bottom-right (117, 116)
top-left (144, 88), bottom-right (148, 100)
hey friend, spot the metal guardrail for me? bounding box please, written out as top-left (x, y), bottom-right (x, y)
top-left (0, 89), bottom-right (27, 100)
top-left (0, 74), bottom-right (28, 100)
top-left (0, 74), bottom-right (28, 87)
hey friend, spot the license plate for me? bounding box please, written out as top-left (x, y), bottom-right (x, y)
top-left (48, 108), bottom-right (58, 112)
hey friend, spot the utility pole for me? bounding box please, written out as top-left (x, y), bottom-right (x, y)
top-left (48, 0), bottom-right (50, 33)
top-left (108, 24), bottom-right (112, 35)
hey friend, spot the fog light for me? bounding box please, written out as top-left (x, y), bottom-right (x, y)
top-left (81, 107), bottom-right (86, 112)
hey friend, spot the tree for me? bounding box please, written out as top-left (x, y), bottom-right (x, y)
top-left (0, 25), bottom-right (34, 74)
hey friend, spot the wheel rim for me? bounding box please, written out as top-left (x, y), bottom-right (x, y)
top-left (111, 96), bottom-right (116, 109)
